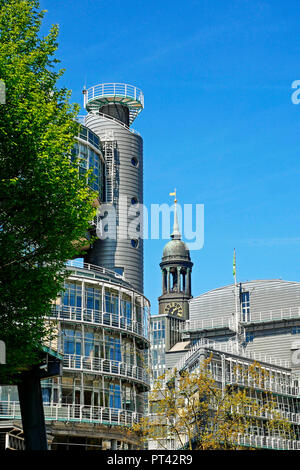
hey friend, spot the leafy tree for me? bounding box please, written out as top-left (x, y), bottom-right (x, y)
top-left (132, 358), bottom-right (293, 450)
top-left (0, 0), bottom-right (96, 380)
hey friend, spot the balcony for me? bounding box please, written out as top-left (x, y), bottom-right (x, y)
top-left (51, 305), bottom-right (148, 341)
top-left (63, 354), bottom-right (150, 386)
top-left (0, 401), bottom-right (142, 427)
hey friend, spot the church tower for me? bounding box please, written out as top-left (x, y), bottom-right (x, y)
top-left (157, 193), bottom-right (193, 350)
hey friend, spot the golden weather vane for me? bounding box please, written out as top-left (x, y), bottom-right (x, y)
top-left (169, 188), bottom-right (177, 204)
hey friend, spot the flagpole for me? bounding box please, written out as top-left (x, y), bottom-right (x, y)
top-left (233, 248), bottom-right (239, 343)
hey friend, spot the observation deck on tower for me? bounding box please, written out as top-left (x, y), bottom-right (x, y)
top-left (83, 83), bottom-right (144, 125)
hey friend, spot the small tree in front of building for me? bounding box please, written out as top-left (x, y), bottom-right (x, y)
top-left (132, 357), bottom-right (293, 450)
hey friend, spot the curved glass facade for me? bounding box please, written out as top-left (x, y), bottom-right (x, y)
top-left (45, 265), bottom-right (149, 448)
top-left (0, 265), bottom-right (150, 449)
top-left (71, 126), bottom-right (105, 201)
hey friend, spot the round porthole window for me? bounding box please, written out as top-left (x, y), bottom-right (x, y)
top-left (131, 157), bottom-right (138, 167)
top-left (131, 196), bottom-right (138, 205)
top-left (131, 239), bottom-right (139, 248)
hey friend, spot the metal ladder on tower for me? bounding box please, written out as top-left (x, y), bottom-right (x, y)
top-left (103, 132), bottom-right (117, 204)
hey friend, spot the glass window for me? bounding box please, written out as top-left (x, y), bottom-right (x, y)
top-left (85, 286), bottom-right (101, 311)
top-left (84, 332), bottom-right (94, 356)
top-left (62, 283), bottom-right (82, 309)
top-left (122, 341), bottom-right (134, 365)
top-left (42, 388), bottom-right (51, 403)
top-left (72, 131), bottom-right (104, 201)
top-left (105, 335), bottom-right (121, 362)
top-left (105, 290), bottom-right (119, 314)
top-left (131, 239), bottom-right (139, 248)
top-left (241, 291), bottom-right (250, 322)
top-left (109, 383), bottom-right (121, 409)
top-left (121, 298), bottom-right (132, 324)
top-left (64, 330), bottom-right (75, 355)
top-left (245, 332), bottom-right (254, 343)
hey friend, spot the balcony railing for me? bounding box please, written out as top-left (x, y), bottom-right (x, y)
top-left (63, 354), bottom-right (150, 386)
top-left (182, 316), bottom-right (232, 332)
top-left (67, 260), bottom-right (124, 280)
top-left (225, 375), bottom-right (298, 397)
top-left (0, 401), bottom-right (142, 427)
top-left (237, 433), bottom-right (300, 450)
top-left (176, 338), bottom-right (292, 373)
top-left (241, 306), bottom-right (300, 324)
top-left (183, 306), bottom-right (300, 332)
top-left (51, 305), bottom-right (148, 340)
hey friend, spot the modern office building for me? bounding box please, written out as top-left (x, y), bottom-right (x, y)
top-left (150, 338), bottom-right (300, 451)
top-left (0, 83), bottom-right (150, 450)
top-left (149, 203), bottom-right (300, 450)
top-left (167, 279), bottom-right (300, 377)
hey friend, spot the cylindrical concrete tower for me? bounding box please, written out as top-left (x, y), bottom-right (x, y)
top-left (83, 84), bottom-right (144, 294)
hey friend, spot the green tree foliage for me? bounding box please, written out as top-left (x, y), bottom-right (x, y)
top-left (0, 0), bottom-right (96, 379)
top-left (133, 358), bottom-right (293, 450)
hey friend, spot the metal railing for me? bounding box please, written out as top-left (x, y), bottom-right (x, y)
top-left (241, 306), bottom-right (300, 324)
top-left (84, 83), bottom-right (144, 124)
top-left (184, 306), bottom-right (300, 332)
top-left (175, 338), bottom-right (291, 373)
top-left (98, 112), bottom-right (141, 135)
top-left (225, 375), bottom-right (298, 396)
top-left (67, 260), bottom-right (124, 280)
top-left (84, 83), bottom-right (144, 107)
top-left (210, 370), bottom-right (299, 398)
top-left (63, 354), bottom-right (150, 386)
top-left (0, 402), bottom-right (142, 427)
top-left (237, 433), bottom-right (300, 450)
top-left (51, 305), bottom-right (148, 340)
top-left (182, 316), bottom-right (232, 332)
top-left (5, 433), bottom-right (25, 451)
top-left (151, 433), bottom-right (300, 451)
top-left (77, 112), bottom-right (141, 136)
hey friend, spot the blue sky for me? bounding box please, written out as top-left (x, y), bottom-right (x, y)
top-left (40, 0), bottom-right (300, 312)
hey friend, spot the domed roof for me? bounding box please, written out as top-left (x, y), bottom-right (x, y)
top-left (161, 193), bottom-right (192, 263)
top-left (163, 238), bottom-right (191, 260)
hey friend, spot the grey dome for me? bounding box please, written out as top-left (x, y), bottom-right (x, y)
top-left (162, 239), bottom-right (191, 260)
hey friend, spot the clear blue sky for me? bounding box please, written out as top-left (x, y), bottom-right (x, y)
top-left (40, 0), bottom-right (300, 312)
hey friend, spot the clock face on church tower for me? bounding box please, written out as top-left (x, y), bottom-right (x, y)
top-left (164, 302), bottom-right (183, 317)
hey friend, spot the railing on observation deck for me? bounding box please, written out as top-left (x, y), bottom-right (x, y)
top-left (63, 354), bottom-right (150, 386)
top-left (51, 305), bottom-right (148, 339)
top-left (0, 402), bottom-right (142, 427)
top-left (83, 83), bottom-right (144, 125)
top-left (84, 83), bottom-right (144, 108)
